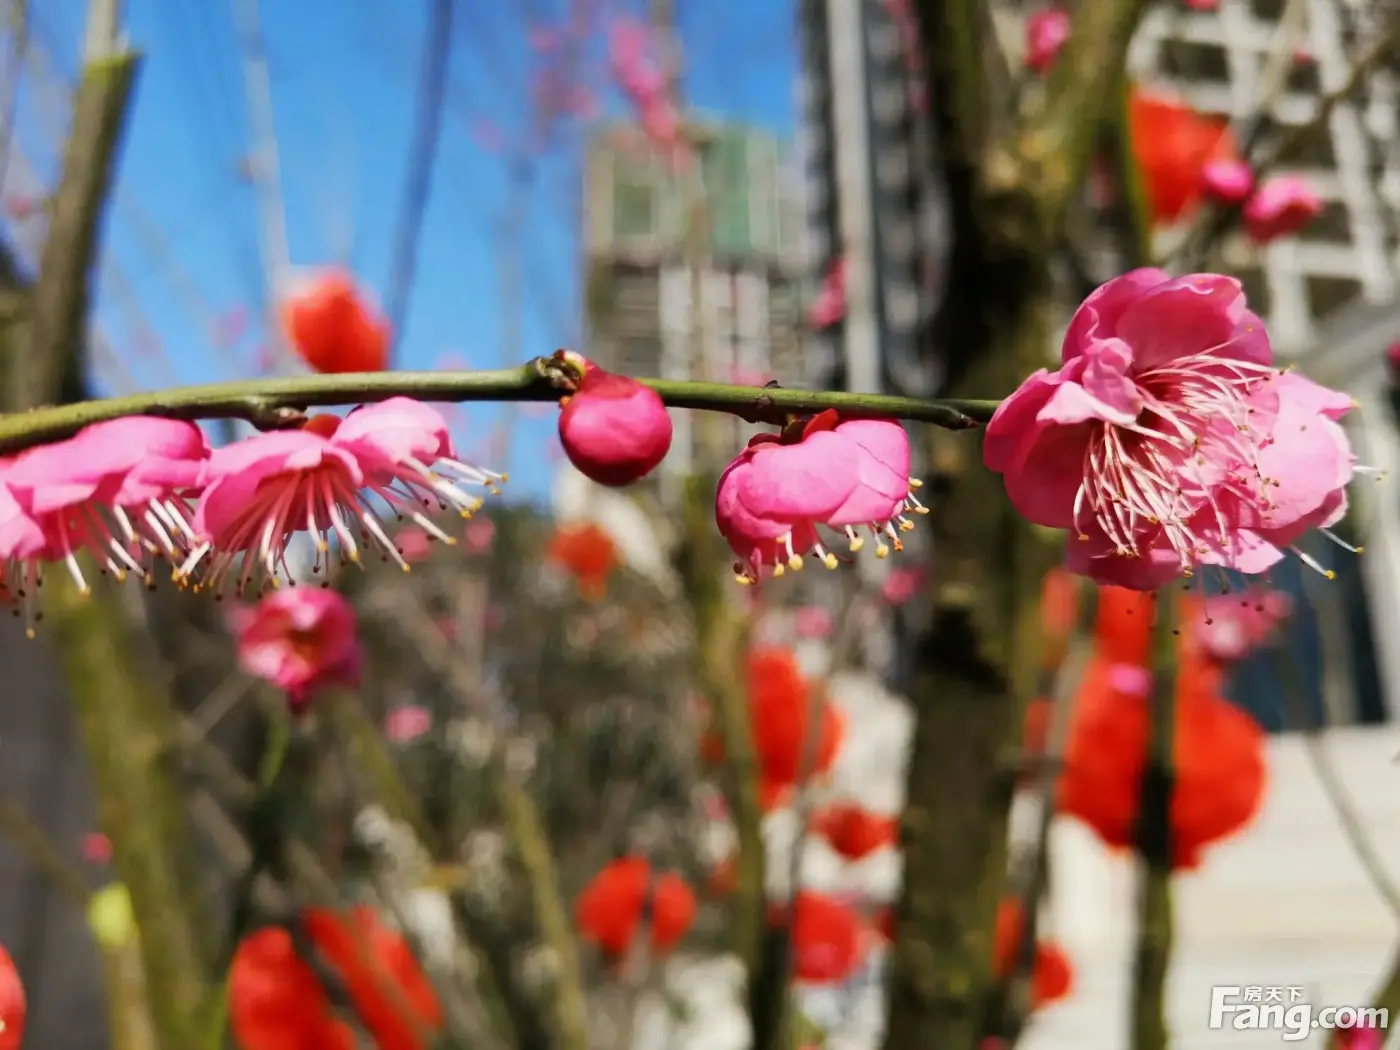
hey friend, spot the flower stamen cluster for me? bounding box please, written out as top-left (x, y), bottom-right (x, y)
top-left (985, 269), bottom-right (1369, 590)
top-left (715, 409), bottom-right (927, 585)
top-left (0, 399), bottom-right (504, 631)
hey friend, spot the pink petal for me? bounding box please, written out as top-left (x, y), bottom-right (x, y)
top-left (1060, 268), bottom-right (1172, 363)
top-left (1113, 274), bottom-right (1255, 372)
top-left (334, 397), bottom-right (454, 468)
top-left (734, 432), bottom-right (861, 523)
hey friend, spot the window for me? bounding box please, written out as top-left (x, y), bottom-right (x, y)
top-left (614, 173), bottom-right (657, 241)
top-left (701, 136), bottom-right (750, 257)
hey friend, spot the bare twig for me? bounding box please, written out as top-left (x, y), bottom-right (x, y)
top-left (382, 0), bottom-right (454, 362)
top-left (0, 0), bottom-right (30, 186)
top-left (14, 0), bottom-right (138, 411)
top-left (0, 797), bottom-right (91, 908)
top-left (229, 0), bottom-right (292, 365)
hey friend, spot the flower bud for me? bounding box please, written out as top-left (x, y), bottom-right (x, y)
top-left (557, 356), bottom-right (672, 486)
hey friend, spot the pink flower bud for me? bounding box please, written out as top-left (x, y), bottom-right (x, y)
top-left (1242, 176), bottom-right (1323, 245)
top-left (1201, 158), bottom-right (1255, 204)
top-left (557, 354), bottom-right (673, 486)
top-left (1024, 9), bottom-right (1071, 74)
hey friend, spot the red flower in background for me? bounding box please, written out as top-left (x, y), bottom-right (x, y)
top-left (780, 891), bottom-right (866, 984)
top-left (302, 907), bottom-right (443, 1050)
top-left (280, 269), bottom-right (390, 374)
top-left (0, 944), bottom-right (23, 1050)
top-left (811, 802), bottom-right (898, 861)
top-left (991, 900), bottom-right (1074, 1007)
top-left (576, 856), bottom-right (697, 957)
top-left (1058, 653), bottom-right (1267, 870)
top-left (1128, 89), bottom-right (1237, 225)
top-left (698, 648), bottom-right (846, 811)
top-left (230, 927), bottom-right (354, 1050)
top-left (546, 521), bottom-right (621, 601)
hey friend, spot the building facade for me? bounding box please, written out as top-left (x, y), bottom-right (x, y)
top-left (579, 121), bottom-right (810, 477)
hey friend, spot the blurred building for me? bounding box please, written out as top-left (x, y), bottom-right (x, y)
top-left (1127, 0), bottom-right (1400, 357)
top-left (579, 120), bottom-right (810, 479)
top-left (794, 0), bottom-right (944, 399)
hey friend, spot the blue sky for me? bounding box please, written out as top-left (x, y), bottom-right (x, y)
top-left (7, 0), bottom-right (798, 502)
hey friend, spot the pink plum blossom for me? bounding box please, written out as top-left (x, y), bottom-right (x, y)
top-left (1242, 177), bottom-right (1323, 244)
top-left (1189, 588), bottom-right (1291, 662)
top-left (1201, 158), bottom-right (1255, 204)
top-left (0, 417), bottom-right (209, 602)
top-left (716, 410), bottom-right (926, 584)
top-left (230, 586), bottom-right (362, 712)
top-left (608, 18), bottom-right (690, 167)
top-left (881, 565), bottom-right (924, 606)
top-left (794, 605), bottom-right (835, 639)
top-left (185, 400), bottom-right (502, 592)
top-left (394, 524), bottom-right (435, 563)
top-left (385, 705), bottom-right (432, 742)
top-left (1024, 9), bottom-right (1071, 74)
top-left (984, 269), bottom-right (1359, 589)
top-left (809, 258), bottom-right (847, 329)
top-left (556, 351), bottom-right (673, 486)
top-left (81, 832), bottom-right (112, 865)
top-left (465, 517), bottom-right (496, 552)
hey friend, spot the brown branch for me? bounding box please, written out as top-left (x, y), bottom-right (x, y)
top-left (15, 5), bottom-right (138, 410)
top-left (0, 797), bottom-right (91, 908)
top-left (886, 6), bottom-right (1153, 1049)
top-left (50, 575), bottom-right (215, 1050)
top-left (1130, 590), bottom-right (1178, 1050)
top-left (1015, 0), bottom-right (1155, 235)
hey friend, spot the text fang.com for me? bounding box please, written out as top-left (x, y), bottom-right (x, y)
top-left (1209, 987), bottom-right (1388, 1042)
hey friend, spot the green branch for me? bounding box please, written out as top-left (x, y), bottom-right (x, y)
top-left (0, 361), bottom-right (1000, 453)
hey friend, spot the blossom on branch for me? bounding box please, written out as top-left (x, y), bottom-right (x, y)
top-left (556, 351), bottom-right (673, 487)
top-left (715, 409), bottom-right (926, 585)
top-left (183, 399), bottom-right (503, 592)
top-left (0, 417), bottom-right (210, 630)
top-left (984, 269), bottom-right (1361, 590)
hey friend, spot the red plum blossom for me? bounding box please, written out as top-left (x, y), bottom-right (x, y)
top-left (556, 351), bottom-right (673, 486)
top-left (984, 269), bottom-right (1359, 590)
